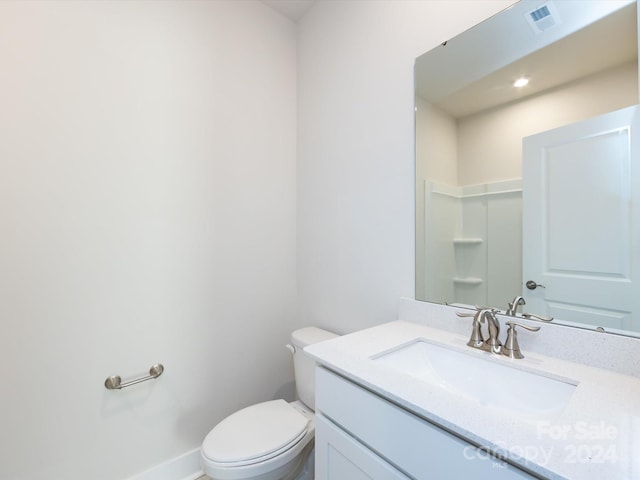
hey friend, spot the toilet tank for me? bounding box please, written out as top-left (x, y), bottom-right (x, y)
top-left (290, 327), bottom-right (337, 410)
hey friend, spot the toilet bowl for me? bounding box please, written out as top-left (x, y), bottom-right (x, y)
top-left (200, 327), bottom-right (337, 480)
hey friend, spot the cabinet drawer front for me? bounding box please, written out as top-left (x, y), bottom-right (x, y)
top-left (316, 367), bottom-right (536, 480)
top-left (316, 414), bottom-right (411, 480)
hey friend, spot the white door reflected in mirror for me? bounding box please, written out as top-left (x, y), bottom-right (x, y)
top-left (523, 105), bottom-right (640, 332)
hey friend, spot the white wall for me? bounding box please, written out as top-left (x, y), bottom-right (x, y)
top-left (416, 99), bottom-right (458, 185)
top-left (458, 61), bottom-right (638, 185)
top-left (415, 97), bottom-right (458, 299)
top-left (0, 1), bottom-right (297, 479)
top-left (297, 0), bottom-right (514, 333)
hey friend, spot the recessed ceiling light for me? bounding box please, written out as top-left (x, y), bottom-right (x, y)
top-left (513, 77), bottom-right (529, 88)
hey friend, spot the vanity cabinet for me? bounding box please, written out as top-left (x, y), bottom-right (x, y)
top-left (316, 415), bottom-right (410, 479)
top-left (315, 366), bottom-right (536, 480)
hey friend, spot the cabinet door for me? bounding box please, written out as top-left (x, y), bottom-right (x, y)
top-left (315, 414), bottom-right (410, 480)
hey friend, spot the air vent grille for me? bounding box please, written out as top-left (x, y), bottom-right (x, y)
top-left (531, 5), bottom-right (551, 22)
top-left (526, 2), bottom-right (561, 34)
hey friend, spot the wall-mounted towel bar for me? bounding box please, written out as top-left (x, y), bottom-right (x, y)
top-left (104, 364), bottom-right (164, 390)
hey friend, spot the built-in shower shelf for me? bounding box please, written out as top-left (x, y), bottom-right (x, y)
top-left (452, 277), bottom-right (483, 285)
top-left (452, 238), bottom-right (483, 245)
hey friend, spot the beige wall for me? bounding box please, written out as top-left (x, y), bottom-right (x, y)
top-left (0, 1), bottom-right (297, 479)
top-left (415, 97), bottom-right (458, 298)
top-left (297, 0), bottom-right (513, 333)
top-left (458, 61), bottom-right (638, 185)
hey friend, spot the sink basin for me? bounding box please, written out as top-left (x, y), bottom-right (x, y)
top-left (372, 340), bottom-right (577, 420)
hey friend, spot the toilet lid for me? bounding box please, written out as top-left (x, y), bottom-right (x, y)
top-left (202, 399), bottom-right (310, 466)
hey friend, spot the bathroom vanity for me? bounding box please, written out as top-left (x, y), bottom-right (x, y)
top-left (305, 299), bottom-right (640, 480)
top-left (314, 367), bottom-right (534, 479)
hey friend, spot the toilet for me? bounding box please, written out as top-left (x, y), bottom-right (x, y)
top-left (200, 327), bottom-right (337, 480)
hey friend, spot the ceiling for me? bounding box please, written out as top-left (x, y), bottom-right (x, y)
top-left (416, 2), bottom-right (637, 119)
top-left (261, 0), bottom-right (315, 22)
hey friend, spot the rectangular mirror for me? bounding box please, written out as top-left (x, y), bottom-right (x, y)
top-left (415, 0), bottom-right (640, 335)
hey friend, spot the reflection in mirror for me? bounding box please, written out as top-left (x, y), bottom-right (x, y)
top-left (415, 0), bottom-right (640, 335)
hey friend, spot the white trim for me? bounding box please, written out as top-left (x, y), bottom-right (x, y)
top-left (452, 237), bottom-right (483, 245)
top-left (427, 178), bottom-right (522, 199)
top-left (452, 277), bottom-right (483, 285)
top-left (126, 447), bottom-right (203, 480)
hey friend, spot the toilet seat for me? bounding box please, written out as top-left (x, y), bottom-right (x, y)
top-left (202, 399), bottom-right (310, 467)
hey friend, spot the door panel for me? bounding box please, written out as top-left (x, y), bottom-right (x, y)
top-left (523, 105), bottom-right (639, 330)
top-left (547, 302), bottom-right (631, 331)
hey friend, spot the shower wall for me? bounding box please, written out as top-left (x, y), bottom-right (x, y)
top-left (423, 180), bottom-right (522, 307)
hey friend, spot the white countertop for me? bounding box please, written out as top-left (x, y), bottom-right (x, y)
top-left (305, 319), bottom-right (640, 480)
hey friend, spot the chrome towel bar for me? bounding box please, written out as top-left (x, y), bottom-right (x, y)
top-left (104, 363), bottom-right (164, 390)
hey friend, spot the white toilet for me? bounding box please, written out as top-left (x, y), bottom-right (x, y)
top-left (200, 327), bottom-right (337, 480)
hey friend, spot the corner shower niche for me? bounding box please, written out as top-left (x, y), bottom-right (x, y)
top-left (422, 178), bottom-right (522, 308)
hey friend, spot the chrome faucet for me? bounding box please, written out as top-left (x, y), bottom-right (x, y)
top-left (506, 295), bottom-right (526, 316)
top-left (457, 308), bottom-right (491, 348)
top-left (522, 312), bottom-right (554, 322)
top-left (503, 321), bottom-right (541, 359)
top-left (483, 310), bottom-right (503, 354)
top-left (457, 307), bottom-right (540, 359)
top-left (457, 308), bottom-right (502, 354)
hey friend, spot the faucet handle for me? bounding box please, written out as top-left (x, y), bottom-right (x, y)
top-left (503, 321), bottom-right (541, 359)
top-left (474, 305), bottom-right (501, 313)
top-left (456, 310), bottom-right (488, 348)
top-left (506, 321), bottom-right (541, 332)
top-left (522, 313), bottom-right (554, 322)
top-left (455, 305), bottom-right (499, 317)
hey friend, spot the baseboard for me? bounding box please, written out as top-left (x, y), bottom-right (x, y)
top-left (126, 447), bottom-right (204, 480)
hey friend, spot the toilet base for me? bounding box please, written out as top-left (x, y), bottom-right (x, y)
top-left (281, 443), bottom-right (314, 480)
top-left (290, 445), bottom-right (314, 480)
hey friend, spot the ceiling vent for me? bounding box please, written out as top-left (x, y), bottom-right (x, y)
top-left (526, 2), bottom-right (561, 34)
